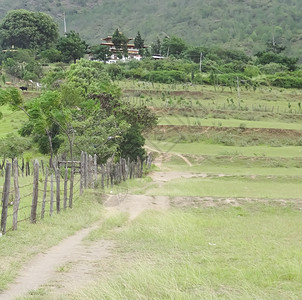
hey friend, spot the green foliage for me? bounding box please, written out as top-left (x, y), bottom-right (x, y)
top-left (19, 91), bottom-right (68, 156)
top-left (90, 45), bottom-right (111, 63)
top-left (0, 134), bottom-right (31, 158)
top-left (0, 9), bottom-right (58, 49)
top-left (151, 38), bottom-right (161, 55)
top-left (161, 36), bottom-right (188, 57)
top-left (106, 64), bottom-right (124, 80)
top-left (112, 28), bottom-right (128, 56)
top-left (39, 48), bottom-right (62, 63)
top-left (256, 51), bottom-right (299, 71)
top-left (0, 88), bottom-right (23, 110)
top-left (268, 74), bottom-right (302, 89)
top-left (66, 59), bottom-right (121, 98)
top-left (260, 62), bottom-right (288, 75)
top-left (57, 31), bottom-right (87, 64)
top-left (41, 68), bottom-right (66, 89)
top-left (134, 31), bottom-right (144, 56)
top-left (119, 124), bottom-right (145, 161)
top-left (2, 58), bottom-right (23, 78)
top-left (2, 49), bottom-right (44, 80)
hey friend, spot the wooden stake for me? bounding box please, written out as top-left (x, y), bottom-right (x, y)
top-left (1, 162), bottom-right (11, 235)
top-left (30, 160), bottom-right (39, 224)
top-left (13, 159), bottom-right (20, 230)
top-left (41, 168), bottom-right (48, 219)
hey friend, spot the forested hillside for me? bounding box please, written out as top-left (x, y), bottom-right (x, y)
top-left (0, 0), bottom-right (301, 56)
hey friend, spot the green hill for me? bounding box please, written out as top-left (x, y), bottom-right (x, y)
top-left (0, 0), bottom-right (301, 56)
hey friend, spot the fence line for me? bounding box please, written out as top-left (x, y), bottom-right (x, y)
top-left (0, 152), bottom-right (153, 235)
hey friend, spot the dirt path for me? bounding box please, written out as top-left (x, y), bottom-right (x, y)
top-left (0, 152), bottom-right (173, 299)
top-left (0, 224), bottom-right (114, 300)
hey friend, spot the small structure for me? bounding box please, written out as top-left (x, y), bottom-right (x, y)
top-left (100, 36), bottom-right (146, 63)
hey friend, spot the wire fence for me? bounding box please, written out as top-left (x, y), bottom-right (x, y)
top-left (1, 152), bottom-right (153, 235)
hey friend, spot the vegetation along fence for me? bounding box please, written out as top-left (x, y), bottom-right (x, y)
top-left (0, 152), bottom-right (153, 235)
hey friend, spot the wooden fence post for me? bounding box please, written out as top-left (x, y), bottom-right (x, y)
top-left (64, 167), bottom-right (68, 209)
top-left (56, 167), bottom-right (60, 213)
top-left (1, 162), bottom-right (11, 235)
top-left (26, 161), bottom-right (30, 176)
top-left (106, 162), bottom-right (110, 187)
top-left (69, 167), bottom-right (74, 208)
top-left (80, 151), bottom-right (84, 195)
top-left (13, 158), bottom-right (21, 230)
top-left (30, 160), bottom-right (39, 224)
top-left (50, 174), bottom-right (54, 216)
top-left (41, 168), bottom-right (48, 219)
top-left (84, 152), bottom-right (88, 189)
top-left (41, 160), bottom-right (45, 175)
top-left (93, 154), bottom-right (98, 188)
top-left (101, 164), bottom-right (105, 189)
top-left (88, 154), bottom-right (93, 188)
top-left (21, 158), bottom-right (24, 177)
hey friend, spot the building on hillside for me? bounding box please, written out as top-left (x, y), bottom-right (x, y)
top-left (100, 36), bottom-right (147, 63)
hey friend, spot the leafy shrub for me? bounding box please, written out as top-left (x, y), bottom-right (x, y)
top-left (268, 75), bottom-right (302, 88)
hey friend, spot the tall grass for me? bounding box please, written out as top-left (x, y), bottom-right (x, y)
top-left (70, 205), bottom-right (302, 299)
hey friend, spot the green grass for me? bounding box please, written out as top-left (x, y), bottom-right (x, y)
top-left (0, 105), bottom-right (26, 138)
top-left (158, 115), bottom-right (302, 130)
top-left (160, 155), bottom-right (302, 177)
top-left (143, 176), bottom-right (302, 199)
top-left (69, 205), bottom-right (302, 299)
top-left (146, 139), bottom-right (302, 157)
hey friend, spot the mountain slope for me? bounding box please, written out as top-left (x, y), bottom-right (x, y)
top-left (0, 0), bottom-right (301, 56)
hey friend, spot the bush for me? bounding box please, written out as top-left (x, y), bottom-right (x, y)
top-left (268, 75), bottom-right (302, 88)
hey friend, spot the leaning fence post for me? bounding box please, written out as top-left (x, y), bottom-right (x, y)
top-left (1, 162), bottom-right (11, 235)
top-left (64, 167), bottom-right (68, 209)
top-left (13, 158), bottom-right (21, 230)
top-left (30, 160), bottom-right (39, 224)
top-left (56, 167), bottom-right (60, 213)
top-left (41, 168), bottom-right (48, 219)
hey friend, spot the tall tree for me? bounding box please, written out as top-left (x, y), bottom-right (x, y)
top-left (0, 9), bottom-right (58, 50)
top-left (134, 31), bottom-right (144, 56)
top-left (57, 31), bottom-right (87, 64)
top-left (161, 36), bottom-right (187, 57)
top-left (112, 28), bottom-right (128, 57)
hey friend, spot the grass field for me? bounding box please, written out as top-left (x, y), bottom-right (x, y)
top-left (0, 105), bottom-right (26, 138)
top-left (2, 81), bottom-right (302, 298)
top-left (158, 115), bottom-right (302, 130)
top-left (68, 206), bottom-right (302, 299)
